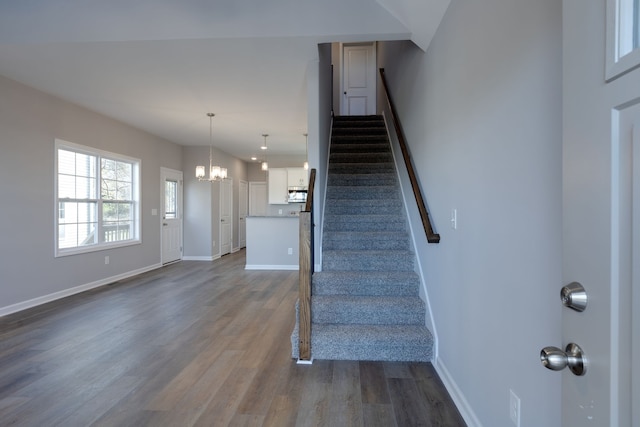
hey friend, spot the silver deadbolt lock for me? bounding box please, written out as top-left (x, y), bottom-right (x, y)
top-left (540, 343), bottom-right (587, 376)
top-left (561, 282), bottom-right (587, 312)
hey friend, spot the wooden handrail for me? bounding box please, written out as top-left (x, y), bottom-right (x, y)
top-left (379, 68), bottom-right (440, 244)
top-left (298, 168), bottom-right (316, 361)
top-left (304, 168), bottom-right (316, 213)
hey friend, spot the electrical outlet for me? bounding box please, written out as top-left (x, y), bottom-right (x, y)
top-left (510, 389), bottom-right (521, 427)
top-left (288, 248), bottom-right (293, 255)
top-left (105, 256), bottom-right (110, 265)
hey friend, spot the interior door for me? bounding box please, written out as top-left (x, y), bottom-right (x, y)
top-left (161, 168), bottom-right (182, 265)
top-left (249, 181), bottom-right (267, 216)
top-left (342, 43), bottom-right (376, 116)
top-left (220, 178), bottom-right (232, 256)
top-left (561, 2), bottom-right (640, 425)
top-left (239, 180), bottom-right (248, 248)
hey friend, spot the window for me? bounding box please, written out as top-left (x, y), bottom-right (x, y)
top-left (55, 140), bottom-right (141, 256)
top-left (606, 0), bottom-right (640, 80)
top-left (164, 180), bottom-right (177, 219)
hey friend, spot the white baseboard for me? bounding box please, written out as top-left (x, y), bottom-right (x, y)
top-left (0, 263), bottom-right (162, 317)
top-left (182, 255), bottom-right (220, 261)
top-left (434, 357), bottom-right (483, 427)
top-left (244, 264), bottom-right (299, 271)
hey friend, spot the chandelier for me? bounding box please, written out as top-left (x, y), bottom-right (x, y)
top-left (196, 113), bottom-right (227, 182)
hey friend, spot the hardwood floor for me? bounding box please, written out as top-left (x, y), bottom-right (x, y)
top-left (0, 250), bottom-right (465, 426)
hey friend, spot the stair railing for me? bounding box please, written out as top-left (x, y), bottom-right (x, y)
top-left (379, 68), bottom-right (440, 244)
top-left (298, 168), bottom-right (316, 361)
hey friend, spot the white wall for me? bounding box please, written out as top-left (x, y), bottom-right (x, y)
top-left (245, 217), bottom-right (299, 269)
top-left (314, 43), bottom-right (333, 272)
top-left (377, 0), bottom-right (562, 425)
top-left (0, 75), bottom-right (182, 314)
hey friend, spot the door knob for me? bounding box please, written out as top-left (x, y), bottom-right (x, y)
top-left (561, 282), bottom-right (587, 312)
top-left (540, 343), bottom-right (587, 376)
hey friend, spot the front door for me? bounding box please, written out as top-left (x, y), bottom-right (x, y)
top-left (562, 2), bottom-right (640, 425)
top-left (341, 43), bottom-right (376, 116)
top-left (161, 168), bottom-right (182, 265)
top-left (220, 178), bottom-right (232, 256)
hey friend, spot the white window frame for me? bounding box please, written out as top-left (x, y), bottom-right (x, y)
top-left (54, 139), bottom-right (141, 257)
top-left (606, 0), bottom-right (640, 81)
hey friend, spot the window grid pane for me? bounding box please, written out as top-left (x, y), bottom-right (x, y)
top-left (102, 201), bottom-right (133, 242)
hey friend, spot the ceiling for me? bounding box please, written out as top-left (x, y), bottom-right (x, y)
top-left (0, 0), bottom-right (449, 162)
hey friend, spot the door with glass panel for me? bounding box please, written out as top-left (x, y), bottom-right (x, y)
top-left (161, 168), bottom-right (182, 264)
top-left (560, 2), bottom-right (640, 425)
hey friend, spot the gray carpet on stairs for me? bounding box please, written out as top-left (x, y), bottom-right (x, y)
top-left (291, 115), bottom-right (433, 362)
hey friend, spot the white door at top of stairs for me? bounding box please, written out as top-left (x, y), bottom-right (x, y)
top-left (341, 43), bottom-right (376, 116)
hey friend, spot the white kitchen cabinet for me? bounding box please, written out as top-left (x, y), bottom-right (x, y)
top-left (268, 168), bottom-right (289, 204)
top-left (287, 168), bottom-right (308, 187)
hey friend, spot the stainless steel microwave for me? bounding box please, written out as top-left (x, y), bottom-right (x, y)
top-left (288, 187), bottom-right (307, 203)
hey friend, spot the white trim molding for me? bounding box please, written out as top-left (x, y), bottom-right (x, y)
top-left (606, 0), bottom-right (640, 81)
top-left (434, 357), bottom-right (483, 427)
top-left (0, 263), bottom-right (162, 317)
top-left (244, 264), bottom-right (299, 271)
top-left (182, 255), bottom-right (220, 261)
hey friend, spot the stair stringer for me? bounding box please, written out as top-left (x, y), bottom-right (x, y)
top-left (381, 111), bottom-right (439, 360)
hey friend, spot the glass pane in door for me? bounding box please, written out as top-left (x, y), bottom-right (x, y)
top-left (165, 180), bottom-right (177, 219)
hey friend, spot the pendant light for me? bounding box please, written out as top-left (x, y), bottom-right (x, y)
top-left (261, 134), bottom-right (269, 170)
top-left (303, 133), bottom-right (309, 170)
top-left (196, 113), bottom-right (227, 182)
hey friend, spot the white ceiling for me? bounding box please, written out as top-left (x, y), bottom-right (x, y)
top-left (0, 0), bottom-right (449, 162)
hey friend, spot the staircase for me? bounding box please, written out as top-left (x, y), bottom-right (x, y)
top-left (291, 115), bottom-right (433, 362)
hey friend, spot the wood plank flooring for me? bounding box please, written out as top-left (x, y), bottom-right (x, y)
top-left (0, 250), bottom-right (465, 426)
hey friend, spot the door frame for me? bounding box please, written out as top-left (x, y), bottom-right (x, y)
top-left (160, 167), bottom-right (183, 265)
top-left (239, 180), bottom-right (248, 249)
top-left (219, 178), bottom-right (233, 256)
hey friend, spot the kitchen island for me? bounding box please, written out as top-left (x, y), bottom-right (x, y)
top-left (245, 216), bottom-right (300, 270)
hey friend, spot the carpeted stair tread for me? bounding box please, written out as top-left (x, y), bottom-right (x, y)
top-left (327, 173), bottom-right (397, 186)
top-left (324, 213), bottom-right (405, 224)
top-left (326, 186), bottom-right (399, 200)
top-left (330, 153), bottom-right (394, 164)
top-left (325, 197), bottom-right (402, 214)
top-left (312, 271), bottom-right (420, 296)
top-left (333, 119), bottom-right (385, 129)
top-left (312, 295), bottom-right (425, 325)
top-left (324, 204), bottom-right (402, 216)
top-left (329, 163), bottom-right (396, 173)
top-left (323, 221), bottom-right (405, 233)
top-left (310, 324), bottom-right (433, 362)
top-left (322, 250), bottom-right (415, 271)
top-left (331, 136), bottom-right (389, 145)
top-left (323, 231), bottom-right (410, 250)
top-left (332, 127), bottom-right (387, 136)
